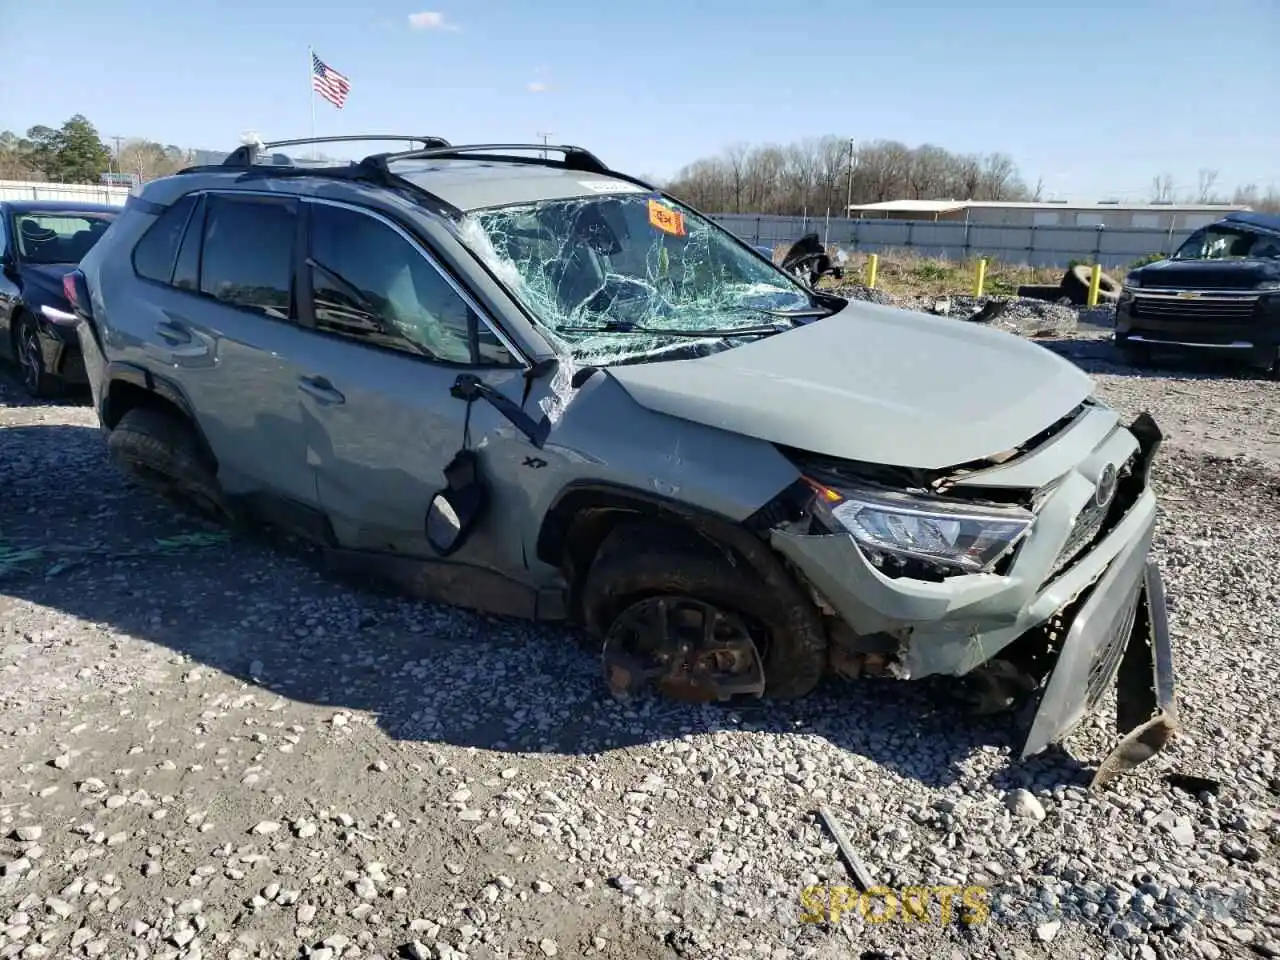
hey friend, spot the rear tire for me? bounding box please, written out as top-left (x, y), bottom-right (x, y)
top-left (107, 406), bottom-right (230, 523)
top-left (14, 313), bottom-right (62, 400)
top-left (580, 521), bottom-right (827, 701)
top-left (1264, 349), bottom-right (1280, 382)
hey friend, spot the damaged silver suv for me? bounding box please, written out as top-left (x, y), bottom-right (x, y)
top-left (68, 135), bottom-right (1177, 786)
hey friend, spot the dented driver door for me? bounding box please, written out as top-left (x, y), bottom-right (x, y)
top-left (292, 199), bottom-right (534, 574)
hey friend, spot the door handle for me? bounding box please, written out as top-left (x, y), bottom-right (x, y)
top-left (155, 320), bottom-right (192, 345)
top-left (298, 375), bottom-right (345, 405)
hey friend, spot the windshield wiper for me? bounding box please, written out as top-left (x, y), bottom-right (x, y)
top-left (558, 320), bottom-right (789, 338)
top-left (734, 305), bottom-right (833, 318)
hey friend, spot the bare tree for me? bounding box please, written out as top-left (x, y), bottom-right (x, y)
top-left (1196, 168), bottom-right (1220, 203)
top-left (978, 153), bottom-right (1018, 201)
top-left (724, 142), bottom-right (750, 214)
top-left (661, 137), bottom-right (1034, 215)
top-left (1150, 173), bottom-right (1175, 202)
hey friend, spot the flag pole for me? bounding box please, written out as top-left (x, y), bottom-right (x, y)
top-left (308, 45), bottom-right (317, 159)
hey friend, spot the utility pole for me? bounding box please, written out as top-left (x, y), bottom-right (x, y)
top-left (845, 138), bottom-right (856, 217)
top-left (536, 130), bottom-right (553, 160)
top-left (110, 135), bottom-right (124, 179)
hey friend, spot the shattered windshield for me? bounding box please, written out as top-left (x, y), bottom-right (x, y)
top-left (457, 191), bottom-right (817, 364)
top-left (1173, 226), bottom-right (1280, 261)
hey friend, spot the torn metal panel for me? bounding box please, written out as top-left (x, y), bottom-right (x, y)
top-left (1020, 516), bottom-right (1161, 759)
top-left (1088, 560), bottom-right (1178, 789)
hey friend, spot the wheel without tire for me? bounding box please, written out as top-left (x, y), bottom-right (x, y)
top-left (13, 313), bottom-right (61, 399)
top-left (107, 406), bottom-right (230, 522)
top-left (580, 521), bottom-right (827, 701)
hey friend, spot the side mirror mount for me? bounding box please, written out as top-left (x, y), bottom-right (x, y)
top-left (426, 449), bottom-right (488, 557)
top-left (450, 374), bottom-right (552, 448)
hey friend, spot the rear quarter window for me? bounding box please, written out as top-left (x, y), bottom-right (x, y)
top-left (132, 193), bottom-right (198, 284)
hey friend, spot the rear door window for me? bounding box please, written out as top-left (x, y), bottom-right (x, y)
top-left (132, 193), bottom-right (198, 283)
top-left (199, 194), bottom-right (297, 319)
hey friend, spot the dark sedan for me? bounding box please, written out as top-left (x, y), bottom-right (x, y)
top-left (0, 199), bottom-right (120, 398)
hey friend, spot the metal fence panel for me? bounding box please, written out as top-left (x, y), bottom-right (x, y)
top-left (0, 179), bottom-right (129, 206)
top-left (707, 212), bottom-right (1195, 269)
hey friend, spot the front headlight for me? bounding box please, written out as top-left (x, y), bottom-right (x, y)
top-left (805, 479), bottom-right (1035, 575)
top-left (1256, 280), bottom-right (1280, 291)
top-left (1124, 272), bottom-right (1143, 289)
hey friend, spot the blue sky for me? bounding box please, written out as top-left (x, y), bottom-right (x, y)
top-left (2, 0), bottom-right (1277, 201)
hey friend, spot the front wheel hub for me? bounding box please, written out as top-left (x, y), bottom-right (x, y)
top-left (600, 596), bottom-right (767, 703)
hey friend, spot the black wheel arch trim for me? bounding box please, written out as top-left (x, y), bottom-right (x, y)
top-left (535, 478), bottom-right (813, 594)
top-left (102, 361), bottom-right (217, 465)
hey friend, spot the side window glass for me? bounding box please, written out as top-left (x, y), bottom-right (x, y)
top-left (309, 203), bottom-right (512, 365)
top-left (200, 195), bottom-right (296, 319)
top-left (172, 195), bottom-right (206, 292)
top-left (132, 193), bottom-right (197, 283)
top-left (475, 324), bottom-right (513, 364)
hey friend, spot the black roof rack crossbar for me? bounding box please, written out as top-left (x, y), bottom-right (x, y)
top-left (224, 156), bottom-right (463, 219)
top-left (221, 135), bottom-right (452, 168)
top-left (373, 143), bottom-right (610, 175)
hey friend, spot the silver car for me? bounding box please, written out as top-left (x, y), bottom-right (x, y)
top-left (67, 136), bottom-right (1177, 786)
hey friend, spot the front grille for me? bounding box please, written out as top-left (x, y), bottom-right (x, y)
top-left (1132, 292), bottom-right (1259, 322)
top-left (1050, 495), bottom-right (1110, 578)
top-left (1044, 450), bottom-right (1142, 585)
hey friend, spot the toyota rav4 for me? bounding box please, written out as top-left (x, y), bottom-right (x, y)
top-left (67, 135), bottom-right (1178, 786)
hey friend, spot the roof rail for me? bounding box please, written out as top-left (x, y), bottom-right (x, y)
top-left (374, 143), bottom-right (611, 175)
top-left (221, 135), bottom-right (452, 168)
top-left (167, 138), bottom-right (659, 221)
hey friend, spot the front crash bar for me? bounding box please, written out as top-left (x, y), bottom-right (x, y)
top-left (1089, 559), bottom-right (1178, 789)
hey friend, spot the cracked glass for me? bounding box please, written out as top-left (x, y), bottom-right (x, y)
top-left (457, 192), bottom-right (815, 364)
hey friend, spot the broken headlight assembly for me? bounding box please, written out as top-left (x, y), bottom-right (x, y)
top-left (803, 478), bottom-right (1035, 578)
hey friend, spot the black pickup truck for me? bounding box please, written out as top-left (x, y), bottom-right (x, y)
top-left (1115, 210), bottom-right (1280, 378)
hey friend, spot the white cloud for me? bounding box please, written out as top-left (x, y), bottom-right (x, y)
top-left (408, 11), bottom-right (457, 30)
top-left (526, 81), bottom-right (549, 93)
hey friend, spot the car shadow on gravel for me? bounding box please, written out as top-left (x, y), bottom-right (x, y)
top-left (0, 420), bottom-right (1094, 792)
top-left (0, 367), bottom-right (93, 407)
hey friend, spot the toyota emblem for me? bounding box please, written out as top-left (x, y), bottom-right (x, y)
top-left (1095, 463), bottom-right (1118, 508)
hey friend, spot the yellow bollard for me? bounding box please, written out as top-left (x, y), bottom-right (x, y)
top-left (974, 258), bottom-right (987, 297)
top-left (1087, 263), bottom-right (1102, 308)
top-left (866, 254), bottom-right (879, 289)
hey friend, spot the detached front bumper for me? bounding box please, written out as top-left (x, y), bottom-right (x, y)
top-left (1020, 532), bottom-right (1178, 788)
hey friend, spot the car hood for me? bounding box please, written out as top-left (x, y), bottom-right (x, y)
top-left (1136, 257), bottom-right (1280, 289)
top-left (19, 262), bottom-right (74, 305)
top-left (605, 299), bottom-right (1095, 470)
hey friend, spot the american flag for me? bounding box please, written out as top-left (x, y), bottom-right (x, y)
top-left (311, 52), bottom-right (351, 109)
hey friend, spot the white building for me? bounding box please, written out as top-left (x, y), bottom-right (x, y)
top-left (847, 199), bottom-right (1248, 231)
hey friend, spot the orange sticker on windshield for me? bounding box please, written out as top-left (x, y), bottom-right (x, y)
top-left (648, 199), bottom-right (686, 236)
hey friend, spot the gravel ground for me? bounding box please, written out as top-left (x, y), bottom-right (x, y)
top-left (1, 314), bottom-right (1279, 960)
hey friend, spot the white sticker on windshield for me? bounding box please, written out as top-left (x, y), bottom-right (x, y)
top-left (577, 179), bottom-right (646, 194)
